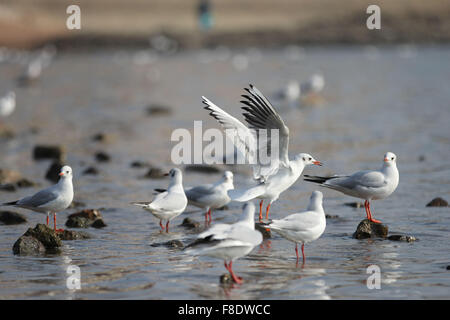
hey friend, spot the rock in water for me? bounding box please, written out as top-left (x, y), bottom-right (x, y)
top-left (353, 219), bottom-right (388, 239)
top-left (65, 209), bottom-right (106, 228)
top-left (0, 211), bottom-right (27, 225)
top-left (33, 145), bottom-right (65, 161)
top-left (180, 217), bottom-right (201, 229)
top-left (57, 230), bottom-right (91, 240)
top-left (13, 224), bottom-right (62, 255)
top-left (387, 235), bottom-right (417, 242)
top-left (255, 222), bottom-right (272, 239)
top-left (13, 236), bottom-right (46, 255)
top-left (23, 224), bottom-right (62, 248)
top-left (426, 197), bottom-right (448, 207)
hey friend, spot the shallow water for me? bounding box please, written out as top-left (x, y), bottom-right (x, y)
top-left (0, 45), bottom-right (449, 299)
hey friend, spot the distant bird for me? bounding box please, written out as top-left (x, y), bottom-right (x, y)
top-left (273, 80), bottom-right (301, 105)
top-left (185, 202), bottom-right (262, 284)
top-left (0, 91), bottom-right (15, 119)
top-left (17, 46), bottom-right (56, 86)
top-left (185, 171), bottom-right (234, 223)
top-left (304, 152), bottom-right (399, 223)
top-left (132, 168), bottom-right (187, 232)
top-left (2, 166), bottom-right (74, 232)
top-left (265, 191), bottom-right (326, 266)
top-left (300, 73), bottom-right (325, 96)
top-left (203, 84), bottom-right (322, 221)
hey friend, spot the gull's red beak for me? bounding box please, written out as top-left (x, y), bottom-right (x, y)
top-left (164, 173), bottom-right (169, 176)
top-left (313, 161), bottom-right (322, 166)
top-left (384, 158), bottom-right (389, 162)
top-left (59, 172), bottom-right (64, 176)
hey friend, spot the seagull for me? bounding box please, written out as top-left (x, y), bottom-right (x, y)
top-left (265, 191), bottom-right (326, 266)
top-left (0, 91), bottom-right (16, 119)
top-left (185, 171), bottom-right (234, 223)
top-left (132, 168), bottom-right (187, 232)
top-left (203, 84), bottom-right (322, 221)
top-left (304, 152), bottom-right (399, 223)
top-left (1, 165), bottom-right (74, 232)
top-left (273, 80), bottom-right (301, 106)
top-left (300, 73), bottom-right (325, 96)
top-left (185, 202), bottom-right (262, 284)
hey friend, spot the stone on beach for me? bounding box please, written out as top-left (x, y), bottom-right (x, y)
top-left (0, 211), bottom-right (27, 225)
top-left (426, 197), bottom-right (448, 207)
top-left (387, 234), bottom-right (417, 242)
top-left (65, 209), bottom-right (107, 228)
top-left (0, 168), bottom-right (37, 191)
top-left (95, 151), bottom-right (111, 162)
top-left (12, 224), bottom-right (62, 255)
top-left (57, 229), bottom-right (91, 240)
top-left (255, 222), bottom-right (271, 239)
top-left (184, 164), bottom-right (222, 174)
top-left (353, 219), bottom-right (389, 239)
top-left (140, 167), bottom-right (166, 179)
top-left (146, 104), bottom-right (172, 116)
top-left (33, 145), bottom-right (65, 161)
top-left (180, 217), bottom-right (201, 229)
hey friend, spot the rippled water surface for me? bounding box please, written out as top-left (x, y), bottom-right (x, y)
top-left (0, 45), bottom-right (449, 299)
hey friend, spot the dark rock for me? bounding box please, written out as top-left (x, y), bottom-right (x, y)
top-left (388, 235), bottom-right (417, 242)
top-left (180, 217), bottom-right (201, 229)
top-left (82, 166), bottom-right (99, 175)
top-left (0, 183), bottom-right (16, 192)
top-left (220, 273), bottom-right (232, 284)
top-left (15, 178), bottom-right (36, 188)
top-left (146, 104), bottom-right (172, 116)
top-left (255, 223), bottom-right (272, 239)
top-left (66, 209), bottom-right (105, 228)
top-left (12, 236), bottom-right (46, 255)
top-left (0, 211), bottom-right (27, 225)
top-left (426, 197), bottom-right (448, 207)
top-left (418, 155), bottom-right (426, 162)
top-left (91, 219), bottom-right (107, 228)
top-left (33, 145), bottom-right (65, 161)
top-left (68, 200), bottom-right (86, 209)
top-left (326, 214), bottom-right (340, 219)
top-left (95, 151), bottom-right (111, 162)
top-left (45, 161), bottom-right (63, 183)
top-left (352, 219), bottom-right (389, 239)
top-left (165, 240), bottom-right (184, 248)
top-left (184, 164), bottom-right (222, 174)
top-left (344, 202), bottom-right (364, 208)
top-left (140, 167), bottom-right (166, 179)
top-left (130, 160), bottom-right (151, 168)
top-left (23, 224), bottom-right (62, 249)
top-left (57, 230), bottom-right (91, 240)
top-left (446, 265), bottom-right (450, 270)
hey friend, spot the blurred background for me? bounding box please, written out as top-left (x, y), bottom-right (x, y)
top-left (0, 0), bottom-right (449, 300)
top-left (1, 0), bottom-right (449, 49)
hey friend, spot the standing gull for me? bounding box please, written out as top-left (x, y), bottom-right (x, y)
top-left (185, 202), bottom-right (262, 284)
top-left (304, 152), bottom-right (399, 223)
top-left (132, 168), bottom-right (187, 232)
top-left (0, 91), bottom-right (16, 120)
top-left (185, 171), bottom-right (234, 223)
top-left (2, 165), bottom-right (74, 232)
top-left (265, 191), bottom-right (326, 266)
top-left (203, 84), bottom-right (322, 221)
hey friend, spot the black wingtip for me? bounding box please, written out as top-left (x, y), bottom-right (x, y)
top-left (2, 201), bottom-right (18, 206)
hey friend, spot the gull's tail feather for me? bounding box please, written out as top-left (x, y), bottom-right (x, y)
top-left (1, 200), bottom-right (18, 206)
top-left (131, 202), bottom-right (151, 207)
top-left (228, 185), bottom-right (266, 202)
top-left (303, 175), bottom-right (334, 184)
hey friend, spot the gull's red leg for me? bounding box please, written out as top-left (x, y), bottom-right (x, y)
top-left (208, 208), bottom-right (212, 223)
top-left (295, 244), bottom-right (300, 267)
top-left (259, 200), bottom-right (263, 221)
top-left (46, 213), bottom-right (49, 226)
top-left (367, 201), bottom-right (381, 223)
top-left (301, 243), bottom-right (306, 264)
top-left (228, 261), bottom-right (243, 284)
top-left (364, 200), bottom-right (371, 220)
top-left (54, 213), bottom-right (64, 233)
top-left (265, 203), bottom-right (271, 220)
top-left (159, 220), bottom-right (165, 232)
top-left (166, 221), bottom-right (170, 233)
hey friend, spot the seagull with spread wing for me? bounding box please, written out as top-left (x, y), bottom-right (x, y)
top-left (202, 84), bottom-right (322, 221)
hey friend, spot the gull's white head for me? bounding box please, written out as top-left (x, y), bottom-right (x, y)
top-left (222, 170), bottom-right (234, 184)
top-left (241, 201), bottom-right (256, 227)
top-left (166, 168), bottom-right (183, 185)
top-left (295, 153), bottom-right (322, 167)
top-left (307, 190), bottom-right (324, 212)
top-left (59, 165), bottom-right (73, 180)
top-left (383, 152), bottom-right (397, 166)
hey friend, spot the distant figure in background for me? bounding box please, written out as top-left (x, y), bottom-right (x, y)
top-left (0, 91), bottom-right (16, 122)
top-left (299, 73), bottom-right (325, 107)
top-left (197, 0), bottom-right (213, 31)
top-left (273, 80), bottom-right (301, 109)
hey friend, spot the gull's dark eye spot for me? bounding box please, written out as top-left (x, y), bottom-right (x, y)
top-left (391, 157), bottom-right (394, 160)
top-left (308, 157), bottom-right (312, 161)
top-left (302, 157), bottom-right (306, 161)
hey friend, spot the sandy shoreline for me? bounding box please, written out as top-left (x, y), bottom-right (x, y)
top-left (0, 0), bottom-right (449, 50)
